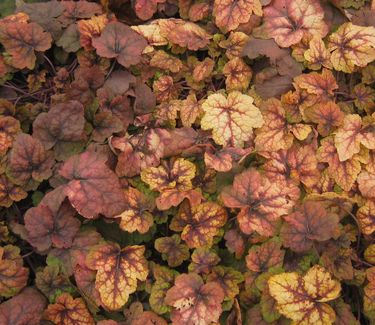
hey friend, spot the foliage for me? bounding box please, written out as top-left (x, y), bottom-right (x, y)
top-left (1, 0), bottom-right (375, 324)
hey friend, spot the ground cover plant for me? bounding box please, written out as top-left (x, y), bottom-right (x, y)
top-left (0, 0), bottom-right (375, 324)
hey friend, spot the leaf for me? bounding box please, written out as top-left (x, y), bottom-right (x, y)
top-left (328, 23), bottom-right (375, 73)
top-left (179, 93), bottom-right (201, 127)
top-left (293, 69), bottom-right (338, 99)
top-left (132, 311), bottom-right (168, 325)
top-left (150, 264), bottom-right (178, 314)
top-left (0, 288), bottom-right (47, 325)
top-left (0, 116), bottom-right (20, 155)
top-left (44, 293), bottom-right (95, 325)
top-left (165, 273), bottom-right (225, 325)
top-left (221, 168), bottom-right (298, 236)
top-left (116, 187), bottom-right (154, 234)
top-left (219, 31), bottom-right (250, 59)
top-left (357, 200), bottom-right (375, 235)
top-left (134, 0), bottom-right (166, 21)
top-left (222, 57), bottom-right (252, 91)
top-left (56, 23), bottom-right (81, 53)
top-left (141, 158), bottom-right (198, 210)
top-left (262, 145), bottom-right (320, 188)
top-left (254, 98), bottom-right (294, 152)
top-left (7, 134), bottom-right (54, 191)
top-left (24, 200), bottom-right (80, 251)
top-left (0, 20), bottom-right (52, 69)
top-left (74, 264), bottom-right (101, 307)
top-left (304, 101), bottom-right (344, 136)
top-left (0, 245), bottom-right (28, 297)
top-left (317, 137), bottom-right (361, 191)
top-left (170, 200), bottom-right (227, 248)
top-left (188, 247), bottom-right (220, 274)
top-left (213, 0), bottom-right (262, 32)
top-left (0, 174), bottom-right (27, 208)
top-left (158, 19), bottom-right (211, 50)
top-left (358, 171), bottom-right (375, 200)
top-left (57, 150), bottom-right (126, 219)
top-left (246, 239), bottom-right (285, 273)
top-left (36, 265), bottom-right (72, 302)
top-left (201, 91), bottom-right (264, 147)
top-left (150, 50), bottom-right (184, 73)
top-left (280, 201), bottom-right (340, 253)
top-left (92, 21), bottom-right (147, 68)
top-left (77, 14), bottom-right (108, 51)
top-left (304, 36), bottom-right (332, 70)
top-left (49, 227), bottom-right (102, 276)
top-left (207, 266), bottom-right (244, 300)
top-left (15, 0), bottom-right (63, 38)
top-left (33, 100), bottom-right (86, 161)
top-left (155, 235), bottom-right (190, 267)
top-left (60, 1), bottom-right (102, 25)
top-left (263, 0), bottom-right (328, 47)
top-left (268, 265), bottom-right (341, 324)
top-left (334, 114), bottom-right (375, 162)
top-left (92, 111), bottom-right (123, 143)
top-left (86, 242), bottom-right (148, 310)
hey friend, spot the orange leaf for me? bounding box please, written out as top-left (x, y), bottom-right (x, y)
top-left (263, 0), bottom-right (328, 47)
top-left (86, 242), bottom-right (148, 310)
top-left (165, 273), bottom-right (225, 325)
top-left (0, 21), bottom-right (52, 69)
top-left (44, 293), bottom-right (95, 325)
top-left (201, 91), bottom-right (263, 147)
top-left (171, 200), bottom-right (227, 248)
top-left (213, 0), bottom-right (262, 32)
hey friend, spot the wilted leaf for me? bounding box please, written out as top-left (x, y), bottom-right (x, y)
top-left (165, 273), bottom-right (225, 325)
top-left (201, 91), bottom-right (263, 147)
top-left (86, 242), bottom-right (148, 310)
top-left (44, 293), bottom-right (95, 325)
top-left (170, 200), bottom-right (227, 248)
top-left (92, 22), bottom-right (147, 68)
top-left (268, 265), bottom-right (341, 324)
